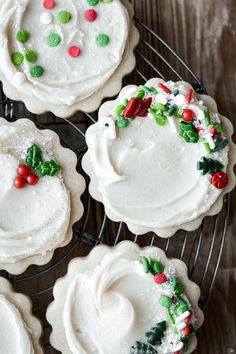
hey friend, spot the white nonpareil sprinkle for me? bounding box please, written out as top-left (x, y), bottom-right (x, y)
top-left (40, 12), bottom-right (53, 25)
top-left (175, 310), bottom-right (190, 324)
top-left (13, 72), bottom-right (26, 85)
top-left (174, 94), bottom-right (185, 106)
top-left (167, 116), bottom-right (178, 134)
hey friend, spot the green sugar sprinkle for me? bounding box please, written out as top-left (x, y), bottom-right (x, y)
top-left (30, 65), bottom-right (44, 78)
top-left (16, 29), bottom-right (29, 43)
top-left (11, 52), bottom-right (24, 65)
top-left (47, 33), bottom-right (61, 47)
top-left (86, 0), bottom-right (99, 5)
top-left (96, 34), bottom-right (110, 47)
top-left (57, 10), bottom-right (72, 24)
top-left (25, 49), bottom-right (37, 63)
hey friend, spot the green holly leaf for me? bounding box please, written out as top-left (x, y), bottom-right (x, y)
top-left (179, 121), bottom-right (199, 143)
top-left (197, 156), bottom-right (223, 175)
top-left (25, 144), bottom-right (42, 169)
top-left (35, 160), bottom-right (60, 176)
top-left (130, 341), bottom-right (157, 354)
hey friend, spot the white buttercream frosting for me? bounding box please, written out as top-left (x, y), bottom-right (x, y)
top-left (0, 0), bottom-right (128, 106)
top-left (0, 295), bottom-right (34, 354)
top-left (83, 78), bottom-right (229, 233)
top-left (0, 121), bottom-right (70, 263)
top-left (62, 250), bottom-right (196, 354)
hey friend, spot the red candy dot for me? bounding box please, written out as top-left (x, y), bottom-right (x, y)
top-left (154, 273), bottom-right (167, 284)
top-left (84, 9), bottom-right (97, 22)
top-left (17, 164), bottom-right (30, 177)
top-left (183, 325), bottom-right (191, 336)
top-left (68, 46), bottom-right (81, 58)
top-left (182, 109), bottom-right (194, 122)
top-left (210, 171), bottom-right (228, 189)
top-left (14, 176), bottom-right (26, 189)
top-left (43, 0), bottom-right (55, 9)
top-left (27, 173), bottom-right (39, 186)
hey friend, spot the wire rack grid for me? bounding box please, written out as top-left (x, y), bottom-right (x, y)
top-left (0, 17), bottom-right (230, 353)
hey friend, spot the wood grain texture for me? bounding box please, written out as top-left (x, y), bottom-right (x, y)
top-left (129, 1), bottom-right (236, 353)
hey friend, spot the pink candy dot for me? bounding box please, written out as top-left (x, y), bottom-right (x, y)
top-left (43, 0), bottom-right (55, 9)
top-left (84, 9), bottom-right (97, 22)
top-left (68, 46), bottom-right (81, 58)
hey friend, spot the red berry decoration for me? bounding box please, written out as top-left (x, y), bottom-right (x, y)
top-left (68, 46), bottom-right (81, 58)
top-left (27, 173), bottom-right (39, 186)
top-left (157, 82), bottom-right (171, 94)
top-left (14, 176), bottom-right (26, 189)
top-left (43, 0), bottom-right (55, 9)
top-left (136, 97), bottom-right (152, 117)
top-left (17, 164), bottom-right (30, 177)
top-left (84, 9), bottom-right (97, 22)
top-left (184, 310), bottom-right (192, 324)
top-left (154, 273), bottom-right (167, 284)
top-left (123, 98), bottom-right (142, 118)
top-left (182, 109), bottom-right (194, 122)
top-left (183, 325), bottom-right (191, 336)
top-left (210, 171), bottom-right (228, 189)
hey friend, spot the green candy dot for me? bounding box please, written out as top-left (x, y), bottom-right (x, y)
top-left (85, 0), bottom-right (99, 5)
top-left (155, 114), bottom-right (167, 126)
top-left (11, 52), bottom-right (24, 65)
top-left (25, 50), bottom-right (37, 63)
top-left (114, 104), bottom-right (125, 117)
top-left (96, 34), bottom-right (110, 47)
top-left (153, 102), bottom-right (166, 112)
top-left (116, 118), bottom-right (129, 128)
top-left (159, 296), bottom-right (172, 308)
top-left (47, 33), bottom-right (61, 47)
top-left (16, 29), bottom-right (30, 43)
top-left (30, 65), bottom-right (44, 78)
top-left (57, 10), bottom-right (72, 24)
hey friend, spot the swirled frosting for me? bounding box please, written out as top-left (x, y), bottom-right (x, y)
top-left (0, 0), bottom-right (128, 106)
top-left (83, 78), bottom-right (229, 233)
top-left (0, 295), bottom-right (34, 354)
top-left (63, 250), bottom-right (196, 354)
top-left (0, 121), bottom-right (70, 264)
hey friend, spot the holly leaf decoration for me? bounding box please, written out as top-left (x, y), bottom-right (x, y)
top-left (146, 321), bottom-right (166, 346)
top-left (197, 156), bottom-right (223, 175)
top-left (35, 160), bottom-right (61, 177)
top-left (179, 121), bottom-right (199, 143)
top-left (140, 256), bottom-right (164, 275)
top-left (130, 341), bottom-right (157, 354)
top-left (25, 144), bottom-right (42, 169)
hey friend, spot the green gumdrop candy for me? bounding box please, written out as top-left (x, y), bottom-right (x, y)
top-left (155, 114), bottom-right (167, 126)
top-left (114, 104), bottom-right (125, 117)
top-left (159, 296), bottom-right (172, 308)
top-left (96, 33), bottom-right (110, 47)
top-left (11, 52), bottom-right (24, 65)
top-left (153, 102), bottom-right (166, 112)
top-left (16, 29), bottom-right (29, 43)
top-left (25, 50), bottom-right (37, 63)
top-left (30, 65), bottom-right (44, 78)
top-left (116, 118), bottom-right (129, 128)
top-left (57, 10), bottom-right (72, 24)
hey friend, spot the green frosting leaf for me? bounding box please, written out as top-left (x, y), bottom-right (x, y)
top-left (35, 160), bottom-right (61, 176)
top-left (25, 144), bottom-right (42, 169)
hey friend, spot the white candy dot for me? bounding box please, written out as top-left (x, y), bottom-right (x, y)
top-left (40, 12), bottom-right (53, 25)
top-left (13, 72), bottom-right (26, 85)
top-left (175, 94), bottom-right (185, 106)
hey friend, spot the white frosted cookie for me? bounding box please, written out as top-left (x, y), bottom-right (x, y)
top-left (0, 118), bottom-right (85, 274)
top-left (0, 0), bottom-right (139, 117)
top-left (47, 241), bottom-right (204, 354)
top-left (0, 277), bottom-right (43, 354)
top-left (82, 78), bottom-right (236, 237)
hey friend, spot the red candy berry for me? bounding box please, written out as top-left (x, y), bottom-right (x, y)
top-left (157, 82), bottom-right (171, 94)
top-left (68, 46), bottom-right (81, 58)
top-left (182, 109), bottom-right (194, 122)
top-left (43, 0), bottom-right (55, 9)
top-left (184, 311), bottom-right (192, 324)
top-left (210, 171), bottom-right (228, 189)
top-left (14, 176), bottom-right (26, 189)
top-left (27, 173), bottom-right (39, 186)
top-left (154, 273), bottom-right (167, 284)
top-left (17, 164), bottom-right (30, 177)
top-left (84, 9), bottom-right (97, 22)
top-left (183, 325), bottom-right (191, 336)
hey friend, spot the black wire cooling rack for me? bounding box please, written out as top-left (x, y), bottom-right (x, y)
top-left (0, 18), bottom-right (230, 353)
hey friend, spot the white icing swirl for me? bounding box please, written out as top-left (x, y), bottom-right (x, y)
top-left (0, 123), bottom-right (70, 263)
top-left (0, 295), bottom-right (34, 354)
top-left (0, 0), bottom-right (128, 105)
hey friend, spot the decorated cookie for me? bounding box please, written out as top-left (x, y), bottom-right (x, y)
top-left (46, 241), bottom-right (204, 354)
top-left (0, 0), bottom-right (139, 117)
top-left (0, 118), bottom-right (85, 274)
top-left (0, 277), bottom-right (43, 354)
top-left (82, 78), bottom-right (236, 237)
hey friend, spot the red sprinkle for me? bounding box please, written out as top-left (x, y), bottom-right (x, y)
top-left (17, 164), bottom-right (30, 177)
top-left (68, 46), bottom-right (81, 58)
top-left (43, 0), bottom-right (55, 9)
top-left (184, 310), bottom-right (192, 324)
top-left (136, 97), bottom-right (152, 117)
top-left (183, 326), bottom-right (191, 336)
top-left (157, 82), bottom-right (171, 94)
top-left (211, 171), bottom-right (228, 189)
top-left (14, 176), bottom-right (26, 189)
top-left (209, 127), bottom-right (216, 135)
top-left (182, 109), bottom-right (194, 122)
top-left (123, 98), bottom-right (142, 118)
top-left (172, 296), bottom-right (177, 305)
top-left (174, 352), bottom-right (180, 354)
top-left (195, 127), bottom-right (204, 132)
top-left (27, 173), bottom-right (39, 186)
top-left (154, 273), bottom-right (167, 284)
top-left (185, 88), bottom-right (193, 104)
top-left (84, 9), bottom-right (97, 22)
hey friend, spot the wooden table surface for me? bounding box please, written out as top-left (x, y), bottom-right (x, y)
top-left (130, 1), bottom-right (236, 353)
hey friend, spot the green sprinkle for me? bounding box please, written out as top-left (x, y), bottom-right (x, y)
top-left (86, 0), bottom-right (99, 5)
top-left (174, 304), bottom-right (189, 316)
top-left (183, 343), bottom-right (189, 352)
top-left (135, 90), bottom-right (145, 99)
top-left (116, 118), bottom-right (129, 128)
top-left (149, 86), bottom-right (158, 94)
top-left (148, 108), bottom-right (156, 117)
top-left (57, 10), bottom-right (72, 24)
top-left (30, 65), bottom-right (44, 78)
top-left (166, 308), bottom-right (175, 324)
top-left (47, 33), bottom-right (61, 47)
top-left (25, 49), bottom-right (37, 63)
top-left (100, 0), bottom-right (113, 2)
top-left (212, 138), bottom-right (228, 152)
top-left (155, 114), bottom-right (167, 126)
top-left (203, 142), bottom-right (212, 154)
top-left (114, 104), bottom-right (125, 117)
top-left (214, 123), bottom-right (224, 133)
top-left (140, 256), bottom-right (150, 273)
top-left (16, 29), bottom-right (29, 43)
top-left (173, 89), bottom-right (179, 96)
top-left (96, 34), bottom-right (110, 47)
top-left (153, 261), bottom-right (164, 274)
top-left (204, 107), bottom-right (211, 126)
top-left (181, 325), bottom-right (196, 342)
top-left (159, 296), bottom-right (172, 308)
top-left (174, 108), bottom-right (182, 118)
top-left (124, 98), bottom-right (129, 106)
top-left (173, 327), bottom-right (178, 335)
top-left (167, 105), bottom-right (176, 116)
top-left (153, 102), bottom-right (166, 112)
top-left (11, 52), bottom-right (24, 65)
